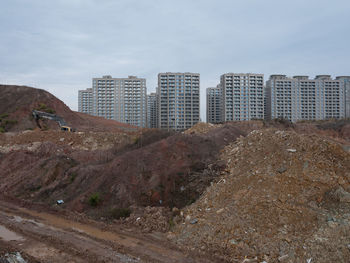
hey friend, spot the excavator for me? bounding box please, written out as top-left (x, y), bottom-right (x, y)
top-left (32, 110), bottom-right (75, 132)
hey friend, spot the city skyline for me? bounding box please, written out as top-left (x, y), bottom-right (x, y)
top-left (1, 0), bottom-right (350, 121)
top-left (80, 72), bottom-right (349, 128)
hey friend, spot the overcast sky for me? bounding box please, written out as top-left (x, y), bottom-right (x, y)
top-left (1, 0), bottom-right (349, 120)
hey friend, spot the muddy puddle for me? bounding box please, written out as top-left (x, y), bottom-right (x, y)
top-left (0, 225), bottom-right (25, 241)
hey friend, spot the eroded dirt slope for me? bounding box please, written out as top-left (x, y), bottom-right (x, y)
top-left (0, 85), bottom-right (137, 132)
top-left (0, 124), bottom-right (245, 216)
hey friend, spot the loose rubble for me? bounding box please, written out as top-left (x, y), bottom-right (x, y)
top-left (122, 206), bottom-right (171, 233)
top-left (173, 129), bottom-right (350, 262)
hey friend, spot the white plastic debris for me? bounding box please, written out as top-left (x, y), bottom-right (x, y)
top-left (56, 200), bottom-right (64, 205)
top-left (286, 148), bottom-right (296, 152)
top-left (5, 252), bottom-right (27, 263)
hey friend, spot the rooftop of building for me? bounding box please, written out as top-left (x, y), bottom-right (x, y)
top-left (221, 73), bottom-right (264, 77)
top-left (336, 76), bottom-right (350, 80)
top-left (93, 75), bottom-right (145, 80)
top-left (158, 72), bottom-right (200, 76)
top-left (269, 74), bottom-right (347, 81)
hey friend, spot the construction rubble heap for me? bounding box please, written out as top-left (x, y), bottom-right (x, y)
top-left (172, 129), bottom-right (350, 263)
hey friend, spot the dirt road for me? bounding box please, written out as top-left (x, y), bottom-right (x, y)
top-left (0, 201), bottom-right (204, 263)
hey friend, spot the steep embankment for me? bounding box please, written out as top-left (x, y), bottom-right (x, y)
top-left (0, 85), bottom-right (137, 132)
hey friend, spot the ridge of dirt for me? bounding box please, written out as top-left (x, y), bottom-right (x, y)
top-left (0, 123), bottom-right (245, 216)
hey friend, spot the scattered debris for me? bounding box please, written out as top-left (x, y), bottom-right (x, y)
top-left (173, 129), bottom-right (350, 262)
top-left (3, 252), bottom-right (27, 263)
top-left (122, 206), bottom-right (171, 233)
top-left (190, 219), bottom-right (198, 224)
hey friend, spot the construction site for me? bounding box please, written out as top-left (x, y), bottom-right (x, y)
top-left (0, 85), bottom-right (349, 262)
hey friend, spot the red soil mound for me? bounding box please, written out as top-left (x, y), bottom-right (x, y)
top-left (0, 85), bottom-right (137, 132)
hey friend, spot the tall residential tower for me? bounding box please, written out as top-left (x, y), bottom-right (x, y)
top-left (206, 85), bottom-right (222, 123)
top-left (265, 75), bottom-right (346, 122)
top-left (336, 76), bottom-right (350, 118)
top-left (78, 75), bottom-right (147, 127)
top-left (78, 88), bottom-right (93, 115)
top-left (147, 92), bottom-right (158, 128)
top-left (220, 73), bottom-right (264, 121)
top-left (157, 72), bottom-right (200, 131)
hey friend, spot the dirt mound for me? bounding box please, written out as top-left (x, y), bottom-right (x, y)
top-left (184, 122), bottom-right (221, 135)
top-left (173, 129), bottom-right (350, 262)
top-left (0, 123), bottom-right (245, 216)
top-left (0, 85), bottom-right (137, 132)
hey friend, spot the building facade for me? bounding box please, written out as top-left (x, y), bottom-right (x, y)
top-left (220, 73), bottom-right (264, 121)
top-left (206, 85), bottom-right (222, 123)
top-left (85, 75), bottom-right (147, 127)
top-left (336, 76), bottom-right (350, 118)
top-left (157, 72), bottom-right (200, 131)
top-left (266, 75), bottom-right (346, 122)
top-left (78, 88), bottom-right (93, 115)
top-left (147, 92), bottom-right (158, 128)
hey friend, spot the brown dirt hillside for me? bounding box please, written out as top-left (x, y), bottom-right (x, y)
top-left (173, 129), bottom-right (350, 263)
top-left (0, 123), bottom-right (246, 217)
top-left (0, 85), bottom-right (137, 132)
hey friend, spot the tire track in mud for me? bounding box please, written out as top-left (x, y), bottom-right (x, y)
top-left (0, 201), bottom-right (202, 263)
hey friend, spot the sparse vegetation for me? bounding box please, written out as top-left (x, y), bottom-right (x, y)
top-left (168, 218), bottom-right (175, 228)
top-left (0, 113), bottom-right (18, 132)
top-left (36, 103), bottom-right (56, 114)
top-left (29, 185), bottom-right (41, 192)
top-left (70, 172), bottom-right (77, 183)
top-left (89, 193), bottom-right (102, 207)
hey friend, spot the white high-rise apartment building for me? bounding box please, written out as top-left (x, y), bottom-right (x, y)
top-left (157, 72), bottom-right (200, 131)
top-left (84, 75), bottom-right (147, 127)
top-left (336, 76), bottom-right (350, 118)
top-left (147, 92), bottom-right (158, 128)
top-left (206, 85), bottom-right (222, 124)
top-left (220, 73), bottom-right (264, 121)
top-left (266, 75), bottom-right (346, 122)
top-left (78, 88), bottom-right (93, 115)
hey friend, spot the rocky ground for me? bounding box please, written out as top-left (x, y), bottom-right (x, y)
top-left (0, 119), bottom-right (349, 262)
top-left (1, 83), bottom-right (350, 262)
top-left (0, 200), bottom-right (215, 263)
top-left (172, 129), bottom-right (350, 262)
